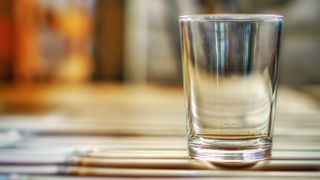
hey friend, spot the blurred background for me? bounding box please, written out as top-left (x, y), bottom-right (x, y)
top-left (0, 1), bottom-right (319, 176)
top-left (0, 0), bottom-right (319, 85)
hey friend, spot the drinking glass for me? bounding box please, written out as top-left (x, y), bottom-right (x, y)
top-left (179, 14), bottom-right (283, 163)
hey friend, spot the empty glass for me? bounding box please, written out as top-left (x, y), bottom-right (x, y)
top-left (179, 14), bottom-right (283, 163)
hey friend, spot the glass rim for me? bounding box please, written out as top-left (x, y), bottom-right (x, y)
top-left (179, 14), bottom-right (283, 22)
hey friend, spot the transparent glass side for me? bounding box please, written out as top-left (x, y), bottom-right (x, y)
top-left (180, 18), bottom-right (283, 162)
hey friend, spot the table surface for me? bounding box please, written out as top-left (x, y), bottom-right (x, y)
top-left (0, 84), bottom-right (319, 179)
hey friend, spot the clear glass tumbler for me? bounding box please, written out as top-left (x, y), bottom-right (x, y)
top-left (179, 14), bottom-right (283, 163)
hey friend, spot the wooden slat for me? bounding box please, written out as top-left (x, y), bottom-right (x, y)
top-left (1, 165), bottom-right (320, 177)
top-left (0, 148), bottom-right (320, 172)
top-left (13, 135), bottom-right (320, 151)
top-left (1, 175), bottom-right (320, 180)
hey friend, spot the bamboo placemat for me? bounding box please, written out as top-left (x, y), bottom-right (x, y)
top-left (0, 84), bottom-right (319, 179)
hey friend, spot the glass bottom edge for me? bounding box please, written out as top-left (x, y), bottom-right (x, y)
top-left (188, 136), bottom-right (272, 163)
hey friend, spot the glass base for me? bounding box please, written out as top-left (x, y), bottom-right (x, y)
top-left (188, 136), bottom-right (272, 163)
